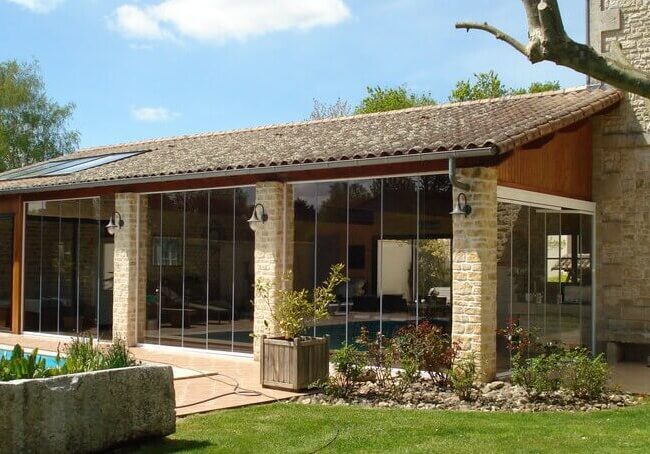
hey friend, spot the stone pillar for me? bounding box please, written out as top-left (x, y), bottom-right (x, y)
top-left (112, 193), bottom-right (148, 346)
top-left (590, 1), bottom-right (650, 353)
top-left (253, 181), bottom-right (294, 359)
top-left (451, 167), bottom-right (498, 381)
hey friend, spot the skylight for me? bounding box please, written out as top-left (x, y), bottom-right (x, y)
top-left (0, 152), bottom-right (142, 181)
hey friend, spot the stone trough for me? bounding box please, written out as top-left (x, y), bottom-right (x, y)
top-left (0, 365), bottom-right (176, 454)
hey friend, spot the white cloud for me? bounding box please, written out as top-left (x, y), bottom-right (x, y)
top-left (130, 106), bottom-right (178, 122)
top-left (6, 0), bottom-right (63, 13)
top-left (111, 0), bottom-right (350, 43)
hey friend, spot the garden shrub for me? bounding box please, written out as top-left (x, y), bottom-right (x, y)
top-left (60, 335), bottom-right (138, 374)
top-left (0, 345), bottom-right (54, 381)
top-left (393, 322), bottom-right (458, 387)
top-left (356, 327), bottom-right (398, 392)
top-left (560, 348), bottom-right (609, 399)
top-left (323, 343), bottom-right (367, 397)
top-left (511, 351), bottom-right (563, 394)
top-left (449, 355), bottom-right (477, 401)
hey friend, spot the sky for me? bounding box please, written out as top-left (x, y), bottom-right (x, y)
top-left (0, 0), bottom-right (588, 149)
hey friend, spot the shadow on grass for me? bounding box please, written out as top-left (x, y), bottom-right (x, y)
top-left (113, 438), bottom-right (212, 453)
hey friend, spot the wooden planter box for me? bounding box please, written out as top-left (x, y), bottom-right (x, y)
top-left (260, 335), bottom-right (329, 391)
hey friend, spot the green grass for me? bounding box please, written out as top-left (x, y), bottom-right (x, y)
top-left (123, 401), bottom-right (650, 453)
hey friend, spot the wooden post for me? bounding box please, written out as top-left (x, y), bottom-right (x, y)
top-left (10, 195), bottom-right (23, 334)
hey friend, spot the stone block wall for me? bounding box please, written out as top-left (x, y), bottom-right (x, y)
top-left (112, 193), bottom-right (149, 346)
top-left (451, 167), bottom-right (498, 380)
top-left (590, 0), bottom-right (650, 354)
top-left (253, 181), bottom-right (294, 359)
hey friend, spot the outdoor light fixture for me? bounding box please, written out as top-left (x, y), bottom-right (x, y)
top-left (105, 211), bottom-right (124, 235)
top-left (450, 193), bottom-right (472, 217)
top-left (247, 203), bottom-right (268, 232)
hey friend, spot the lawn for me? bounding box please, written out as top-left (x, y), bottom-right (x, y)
top-left (122, 400), bottom-right (650, 453)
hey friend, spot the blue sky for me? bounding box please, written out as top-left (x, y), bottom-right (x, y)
top-left (0, 0), bottom-right (587, 148)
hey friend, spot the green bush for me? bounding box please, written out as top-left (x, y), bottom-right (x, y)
top-left (322, 343), bottom-right (367, 397)
top-left (60, 335), bottom-right (138, 374)
top-left (450, 355), bottom-right (478, 401)
top-left (511, 351), bottom-right (563, 394)
top-left (0, 345), bottom-right (55, 381)
top-left (561, 348), bottom-right (609, 400)
top-left (512, 348), bottom-right (609, 399)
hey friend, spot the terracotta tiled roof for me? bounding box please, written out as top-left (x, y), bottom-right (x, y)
top-left (0, 85), bottom-right (622, 193)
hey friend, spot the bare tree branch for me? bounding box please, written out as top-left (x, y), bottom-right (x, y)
top-left (455, 22), bottom-right (528, 57)
top-left (455, 0), bottom-right (650, 99)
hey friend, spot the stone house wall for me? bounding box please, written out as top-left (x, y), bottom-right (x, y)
top-left (590, 0), bottom-right (650, 358)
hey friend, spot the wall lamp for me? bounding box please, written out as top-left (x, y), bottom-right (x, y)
top-left (247, 203), bottom-right (268, 232)
top-left (105, 211), bottom-right (124, 235)
top-left (450, 193), bottom-right (472, 217)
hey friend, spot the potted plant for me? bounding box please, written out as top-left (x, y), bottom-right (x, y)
top-left (255, 263), bottom-right (346, 391)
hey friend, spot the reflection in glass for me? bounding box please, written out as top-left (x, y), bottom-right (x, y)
top-left (0, 215), bottom-right (13, 331)
top-left (144, 187), bottom-right (255, 353)
top-left (292, 175), bottom-right (452, 350)
top-left (496, 204), bottom-right (594, 372)
top-left (22, 198), bottom-right (111, 338)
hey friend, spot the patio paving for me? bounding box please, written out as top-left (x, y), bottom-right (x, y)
top-left (0, 332), bottom-right (300, 416)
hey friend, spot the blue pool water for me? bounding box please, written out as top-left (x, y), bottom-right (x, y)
top-left (0, 348), bottom-right (64, 368)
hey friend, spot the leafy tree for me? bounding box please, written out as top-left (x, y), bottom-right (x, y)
top-left (309, 98), bottom-right (352, 120)
top-left (0, 60), bottom-right (79, 172)
top-left (450, 70), bottom-right (560, 102)
top-left (354, 85), bottom-right (436, 114)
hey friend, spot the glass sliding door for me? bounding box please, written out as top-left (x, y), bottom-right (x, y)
top-left (496, 202), bottom-right (595, 372)
top-left (143, 186), bottom-right (255, 353)
top-left (23, 197), bottom-right (110, 337)
top-left (292, 174), bottom-right (452, 350)
top-left (0, 214), bottom-right (13, 331)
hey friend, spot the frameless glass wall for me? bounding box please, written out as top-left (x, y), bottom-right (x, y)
top-left (23, 197), bottom-right (115, 338)
top-left (144, 187), bottom-right (255, 353)
top-left (293, 175), bottom-right (452, 349)
top-left (0, 214), bottom-right (13, 331)
top-left (496, 203), bottom-right (593, 372)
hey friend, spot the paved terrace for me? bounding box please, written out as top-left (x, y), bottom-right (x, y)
top-left (0, 332), bottom-right (300, 416)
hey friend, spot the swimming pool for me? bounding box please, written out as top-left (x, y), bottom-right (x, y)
top-left (0, 348), bottom-right (64, 368)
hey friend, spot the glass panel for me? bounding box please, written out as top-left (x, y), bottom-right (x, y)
top-left (182, 191), bottom-right (209, 349)
top-left (0, 215), bottom-right (13, 331)
top-left (159, 193), bottom-right (185, 347)
top-left (543, 212), bottom-right (562, 344)
top-left (208, 189), bottom-right (235, 351)
top-left (146, 194), bottom-right (162, 344)
top-left (347, 179), bottom-right (382, 343)
top-left (381, 177), bottom-right (418, 337)
top-left (314, 182), bottom-right (349, 347)
top-left (23, 203), bottom-right (46, 332)
top-left (40, 201), bottom-right (61, 334)
top-left (58, 200), bottom-right (78, 335)
top-left (417, 175), bottom-right (453, 332)
top-left (293, 183), bottom-right (317, 335)
top-left (46, 152), bottom-right (140, 176)
top-left (233, 187), bottom-right (255, 353)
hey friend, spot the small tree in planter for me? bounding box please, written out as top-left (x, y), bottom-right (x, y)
top-left (255, 263), bottom-right (346, 391)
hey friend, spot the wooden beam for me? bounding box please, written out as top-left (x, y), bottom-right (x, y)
top-left (11, 196), bottom-right (23, 334)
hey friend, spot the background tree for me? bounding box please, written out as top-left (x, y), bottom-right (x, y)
top-left (309, 98), bottom-right (352, 120)
top-left (354, 85), bottom-right (436, 114)
top-left (455, 0), bottom-right (650, 98)
top-left (450, 70), bottom-right (560, 102)
top-left (0, 60), bottom-right (79, 172)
